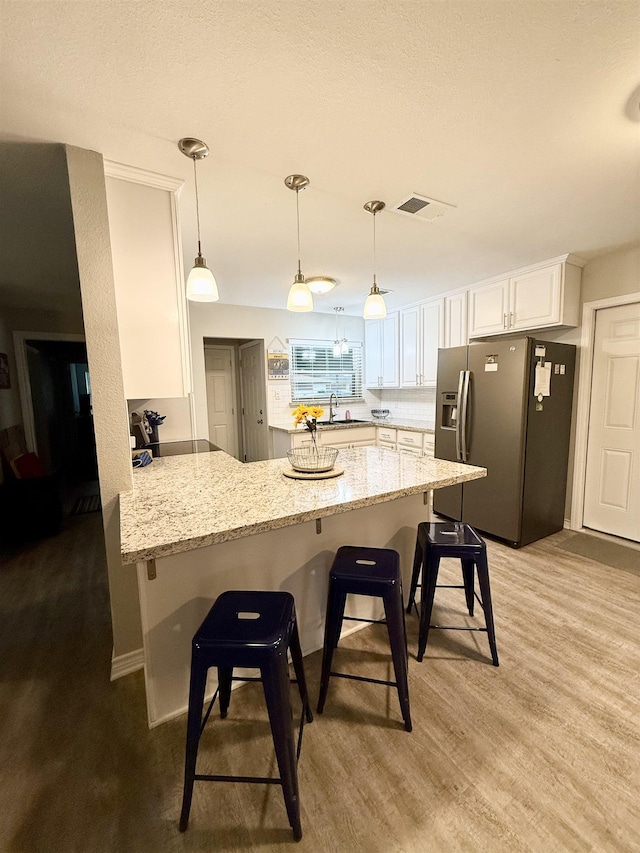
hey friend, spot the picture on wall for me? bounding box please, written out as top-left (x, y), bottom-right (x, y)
top-left (0, 353), bottom-right (10, 389)
top-left (268, 351), bottom-right (289, 380)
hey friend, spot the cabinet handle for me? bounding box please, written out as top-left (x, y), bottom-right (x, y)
top-left (503, 313), bottom-right (507, 329)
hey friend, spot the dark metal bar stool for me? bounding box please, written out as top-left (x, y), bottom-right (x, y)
top-left (407, 521), bottom-right (499, 666)
top-left (317, 546), bottom-right (412, 732)
top-left (179, 590), bottom-right (313, 842)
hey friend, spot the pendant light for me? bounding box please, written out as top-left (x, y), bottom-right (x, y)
top-left (363, 200), bottom-right (387, 320)
top-left (179, 137), bottom-right (219, 302)
top-left (285, 174), bottom-right (313, 312)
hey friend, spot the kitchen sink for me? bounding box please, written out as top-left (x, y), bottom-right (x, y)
top-left (317, 419), bottom-right (370, 425)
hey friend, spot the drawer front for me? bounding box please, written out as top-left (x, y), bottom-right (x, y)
top-left (423, 433), bottom-right (435, 457)
top-left (397, 429), bottom-right (423, 449)
top-left (399, 445), bottom-right (422, 457)
top-left (321, 426), bottom-right (376, 447)
top-left (377, 426), bottom-right (397, 444)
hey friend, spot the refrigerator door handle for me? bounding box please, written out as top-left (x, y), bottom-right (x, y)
top-left (455, 370), bottom-right (465, 461)
top-left (460, 370), bottom-right (471, 462)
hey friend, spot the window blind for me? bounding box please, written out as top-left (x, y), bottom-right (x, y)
top-left (289, 339), bottom-right (364, 403)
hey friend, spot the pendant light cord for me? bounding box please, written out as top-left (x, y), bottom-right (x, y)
top-left (296, 188), bottom-right (302, 276)
top-left (193, 157), bottom-right (202, 258)
top-left (372, 210), bottom-right (377, 288)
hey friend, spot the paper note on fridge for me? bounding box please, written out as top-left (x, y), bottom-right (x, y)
top-left (534, 362), bottom-right (552, 397)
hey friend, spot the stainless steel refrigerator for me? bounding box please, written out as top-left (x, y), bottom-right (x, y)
top-left (433, 337), bottom-right (576, 547)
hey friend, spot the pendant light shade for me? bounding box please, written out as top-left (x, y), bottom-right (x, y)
top-left (179, 137), bottom-right (219, 303)
top-left (363, 286), bottom-right (387, 319)
top-left (363, 200), bottom-right (387, 320)
top-left (285, 174), bottom-right (313, 312)
top-left (186, 258), bottom-right (219, 302)
top-left (287, 273), bottom-right (313, 311)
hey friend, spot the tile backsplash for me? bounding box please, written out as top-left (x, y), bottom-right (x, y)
top-left (267, 381), bottom-right (436, 424)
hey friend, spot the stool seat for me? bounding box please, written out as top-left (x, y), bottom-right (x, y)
top-left (407, 522), bottom-right (499, 667)
top-left (317, 546), bottom-right (412, 732)
top-left (179, 590), bottom-right (313, 842)
top-left (195, 590), bottom-right (296, 653)
top-left (330, 544), bottom-right (403, 584)
top-left (425, 521), bottom-right (485, 551)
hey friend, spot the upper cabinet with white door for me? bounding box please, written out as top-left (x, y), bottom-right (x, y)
top-left (444, 290), bottom-right (469, 348)
top-left (469, 256), bottom-right (583, 338)
top-left (105, 162), bottom-right (191, 399)
top-left (400, 298), bottom-right (444, 387)
top-left (365, 312), bottom-right (399, 388)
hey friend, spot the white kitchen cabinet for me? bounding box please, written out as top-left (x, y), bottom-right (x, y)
top-left (444, 290), bottom-right (469, 348)
top-left (376, 426), bottom-right (397, 445)
top-left (469, 279), bottom-right (510, 337)
top-left (322, 426), bottom-right (377, 449)
top-left (365, 313), bottom-right (399, 388)
top-left (398, 445), bottom-right (423, 457)
top-left (280, 425), bottom-right (377, 455)
top-left (105, 162), bottom-right (191, 399)
top-left (469, 257), bottom-right (582, 338)
top-left (376, 426), bottom-right (435, 457)
top-left (423, 433), bottom-right (435, 457)
top-left (396, 429), bottom-right (423, 452)
top-left (400, 298), bottom-right (444, 387)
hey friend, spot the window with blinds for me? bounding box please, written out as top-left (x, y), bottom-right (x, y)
top-left (289, 339), bottom-right (364, 403)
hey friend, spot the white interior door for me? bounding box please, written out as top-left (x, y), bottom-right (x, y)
top-left (204, 345), bottom-right (238, 458)
top-left (240, 340), bottom-right (269, 462)
top-left (583, 301), bottom-right (640, 542)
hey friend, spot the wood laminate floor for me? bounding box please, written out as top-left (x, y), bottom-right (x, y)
top-left (0, 516), bottom-right (638, 852)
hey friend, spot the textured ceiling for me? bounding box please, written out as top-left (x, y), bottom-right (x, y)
top-left (1, 0), bottom-right (639, 314)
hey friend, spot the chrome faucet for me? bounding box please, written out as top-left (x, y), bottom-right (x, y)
top-left (329, 393), bottom-right (339, 423)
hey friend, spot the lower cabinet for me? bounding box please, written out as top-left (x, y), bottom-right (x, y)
top-left (321, 427), bottom-right (377, 449)
top-left (376, 427), bottom-right (434, 457)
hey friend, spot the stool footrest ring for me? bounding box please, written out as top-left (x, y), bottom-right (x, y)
top-left (195, 773), bottom-right (282, 785)
top-left (330, 671), bottom-right (398, 688)
top-left (342, 616), bottom-right (387, 626)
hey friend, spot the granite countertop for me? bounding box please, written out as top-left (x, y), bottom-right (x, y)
top-left (269, 417), bottom-right (435, 434)
top-left (120, 446), bottom-right (484, 564)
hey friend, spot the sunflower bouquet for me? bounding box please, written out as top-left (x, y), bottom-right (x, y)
top-left (292, 404), bottom-right (325, 451)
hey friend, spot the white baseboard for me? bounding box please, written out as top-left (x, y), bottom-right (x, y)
top-left (110, 648), bottom-right (145, 681)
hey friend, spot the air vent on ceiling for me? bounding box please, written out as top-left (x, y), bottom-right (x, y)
top-left (392, 193), bottom-right (456, 223)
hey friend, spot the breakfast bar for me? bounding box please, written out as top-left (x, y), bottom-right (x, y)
top-left (120, 446), bottom-right (486, 727)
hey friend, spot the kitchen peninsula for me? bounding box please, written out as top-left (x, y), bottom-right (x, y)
top-left (121, 446), bottom-right (485, 726)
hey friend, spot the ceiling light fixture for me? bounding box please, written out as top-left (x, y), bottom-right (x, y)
top-left (363, 200), bottom-right (387, 320)
top-left (179, 137), bottom-right (219, 302)
top-left (285, 174), bottom-right (313, 312)
top-left (306, 276), bottom-right (337, 295)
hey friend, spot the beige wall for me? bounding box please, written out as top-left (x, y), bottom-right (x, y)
top-left (65, 145), bottom-right (140, 658)
top-left (581, 242), bottom-right (640, 304)
top-left (188, 303), bottom-right (369, 440)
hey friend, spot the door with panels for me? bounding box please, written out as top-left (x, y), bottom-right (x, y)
top-left (583, 302), bottom-right (640, 542)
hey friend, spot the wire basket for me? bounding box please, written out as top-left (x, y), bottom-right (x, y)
top-left (371, 409), bottom-right (390, 420)
top-left (287, 447), bottom-right (339, 473)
